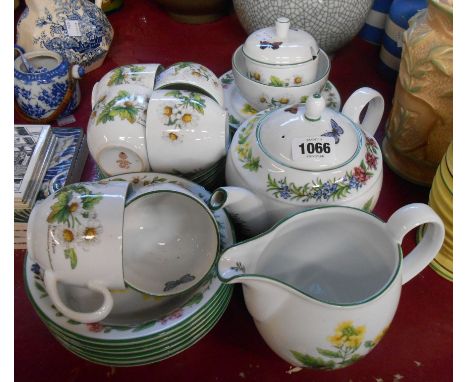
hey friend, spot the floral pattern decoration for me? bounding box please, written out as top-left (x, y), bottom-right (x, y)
top-left (46, 184), bottom-right (103, 269)
top-left (161, 90), bottom-right (207, 143)
top-left (236, 117), bottom-right (262, 172)
top-left (291, 321), bottom-right (387, 370)
top-left (171, 62), bottom-right (219, 87)
top-left (116, 151), bottom-right (131, 169)
top-left (106, 65), bottom-right (146, 86)
top-left (266, 135), bottom-right (379, 202)
top-left (93, 90), bottom-right (147, 127)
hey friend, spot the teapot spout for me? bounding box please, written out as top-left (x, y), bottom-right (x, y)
top-left (209, 186), bottom-right (270, 236)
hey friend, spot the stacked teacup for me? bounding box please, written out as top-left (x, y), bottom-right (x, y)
top-left (25, 177), bottom-right (235, 365)
top-left (232, 17), bottom-right (331, 111)
top-left (87, 62), bottom-right (228, 190)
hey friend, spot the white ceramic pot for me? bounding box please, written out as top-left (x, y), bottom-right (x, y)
top-left (210, 87), bottom-right (384, 236)
top-left (27, 181), bottom-right (130, 323)
top-left (91, 63), bottom-right (165, 109)
top-left (146, 89), bottom-right (228, 175)
top-left (218, 204), bottom-right (445, 369)
top-left (243, 17), bottom-right (320, 87)
top-left (155, 62), bottom-right (224, 106)
top-left (232, 45), bottom-right (330, 111)
top-left (16, 0), bottom-right (113, 72)
top-left (87, 85), bottom-right (152, 176)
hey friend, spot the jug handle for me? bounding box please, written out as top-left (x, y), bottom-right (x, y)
top-left (14, 65), bottom-right (82, 124)
top-left (341, 87), bottom-right (384, 137)
top-left (44, 270), bottom-right (114, 324)
top-left (386, 203), bottom-right (445, 285)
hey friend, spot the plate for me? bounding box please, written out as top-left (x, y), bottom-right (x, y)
top-left (220, 70), bottom-right (342, 131)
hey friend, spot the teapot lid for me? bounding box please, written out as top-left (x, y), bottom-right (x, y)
top-left (242, 17), bottom-right (319, 65)
top-left (257, 94), bottom-right (362, 171)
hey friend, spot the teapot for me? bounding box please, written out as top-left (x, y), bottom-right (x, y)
top-left (209, 87), bottom-right (384, 236)
top-left (217, 204), bottom-right (444, 369)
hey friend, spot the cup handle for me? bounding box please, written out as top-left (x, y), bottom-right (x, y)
top-left (341, 87), bottom-right (384, 137)
top-left (44, 270), bottom-right (114, 323)
top-left (386, 203), bottom-right (445, 285)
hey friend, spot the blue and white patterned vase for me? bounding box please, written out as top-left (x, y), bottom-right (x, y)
top-left (359, 0), bottom-right (394, 45)
top-left (16, 0), bottom-right (113, 73)
top-left (14, 49), bottom-right (85, 120)
top-left (378, 0), bottom-right (428, 79)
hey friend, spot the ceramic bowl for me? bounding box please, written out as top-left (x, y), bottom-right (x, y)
top-left (87, 85), bottom-right (152, 176)
top-left (242, 18), bottom-right (319, 87)
top-left (232, 45), bottom-right (330, 110)
top-left (146, 89), bottom-right (228, 175)
top-left (123, 183), bottom-right (220, 296)
top-left (154, 62), bottom-right (224, 106)
top-left (91, 63), bottom-right (165, 108)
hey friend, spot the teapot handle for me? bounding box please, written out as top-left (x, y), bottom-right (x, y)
top-left (44, 270), bottom-right (114, 324)
top-left (386, 203), bottom-right (445, 285)
top-left (341, 87), bottom-right (384, 137)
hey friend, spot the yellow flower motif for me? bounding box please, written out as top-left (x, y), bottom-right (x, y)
top-left (236, 142), bottom-right (251, 160)
top-left (328, 321), bottom-right (366, 349)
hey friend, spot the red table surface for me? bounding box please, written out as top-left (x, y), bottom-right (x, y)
top-left (14, 1), bottom-right (452, 381)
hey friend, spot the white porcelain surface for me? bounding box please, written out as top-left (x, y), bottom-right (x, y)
top-left (123, 183), bottom-right (219, 296)
top-left (242, 17), bottom-right (319, 86)
top-left (27, 181), bottom-right (130, 323)
top-left (146, 89), bottom-right (227, 175)
top-left (232, 46), bottom-right (330, 110)
top-left (87, 85), bottom-right (152, 176)
top-left (217, 204), bottom-right (444, 369)
top-left (25, 173), bottom-right (235, 340)
top-left (220, 70), bottom-right (341, 131)
top-left (210, 87), bottom-right (384, 236)
top-left (155, 62), bottom-right (224, 106)
top-left (91, 63), bottom-right (164, 108)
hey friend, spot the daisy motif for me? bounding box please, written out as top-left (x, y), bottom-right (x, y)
top-left (67, 193), bottom-right (85, 218)
top-left (54, 225), bottom-right (78, 247)
top-left (77, 219), bottom-right (103, 250)
top-left (163, 130), bottom-right (184, 143)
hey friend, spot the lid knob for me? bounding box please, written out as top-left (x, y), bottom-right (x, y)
top-left (275, 17), bottom-right (290, 40)
top-left (305, 93), bottom-right (326, 122)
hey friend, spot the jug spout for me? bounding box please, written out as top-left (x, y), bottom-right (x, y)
top-left (218, 236), bottom-right (290, 323)
top-left (209, 186), bottom-right (269, 236)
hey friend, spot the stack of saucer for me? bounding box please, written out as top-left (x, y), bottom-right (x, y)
top-left (24, 173), bottom-right (235, 366)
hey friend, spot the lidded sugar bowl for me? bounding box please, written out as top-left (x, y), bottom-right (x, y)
top-left (210, 87), bottom-right (385, 236)
top-left (242, 17), bottom-right (320, 87)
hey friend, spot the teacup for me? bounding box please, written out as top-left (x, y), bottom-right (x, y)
top-left (87, 85), bottom-right (152, 176)
top-left (232, 45), bottom-right (330, 110)
top-left (28, 180), bottom-right (221, 323)
top-left (91, 63), bottom-right (165, 108)
top-left (154, 62), bottom-right (224, 106)
top-left (27, 181), bottom-right (130, 323)
top-left (146, 89), bottom-right (228, 175)
top-left (123, 183), bottom-right (220, 296)
top-left (217, 204), bottom-right (444, 369)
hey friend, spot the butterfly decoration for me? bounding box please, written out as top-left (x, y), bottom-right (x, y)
top-left (164, 273), bottom-right (196, 292)
top-left (284, 105), bottom-right (299, 114)
top-left (259, 40), bottom-right (283, 50)
top-left (321, 119), bottom-right (344, 144)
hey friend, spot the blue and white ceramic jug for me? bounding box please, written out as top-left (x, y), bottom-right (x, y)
top-left (14, 48), bottom-right (84, 121)
top-left (16, 0), bottom-right (113, 73)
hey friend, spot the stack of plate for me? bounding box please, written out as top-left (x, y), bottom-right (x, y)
top-left (24, 173), bottom-right (235, 366)
top-left (419, 143), bottom-right (453, 281)
top-left (97, 157), bottom-right (226, 191)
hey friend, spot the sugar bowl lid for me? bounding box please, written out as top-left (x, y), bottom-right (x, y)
top-left (258, 94), bottom-right (362, 172)
top-left (242, 17), bottom-right (319, 65)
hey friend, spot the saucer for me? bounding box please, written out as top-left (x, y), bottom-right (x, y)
top-left (221, 70), bottom-right (342, 131)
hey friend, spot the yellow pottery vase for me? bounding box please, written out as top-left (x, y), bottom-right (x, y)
top-left (419, 142), bottom-right (453, 281)
top-left (382, 0), bottom-right (453, 186)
